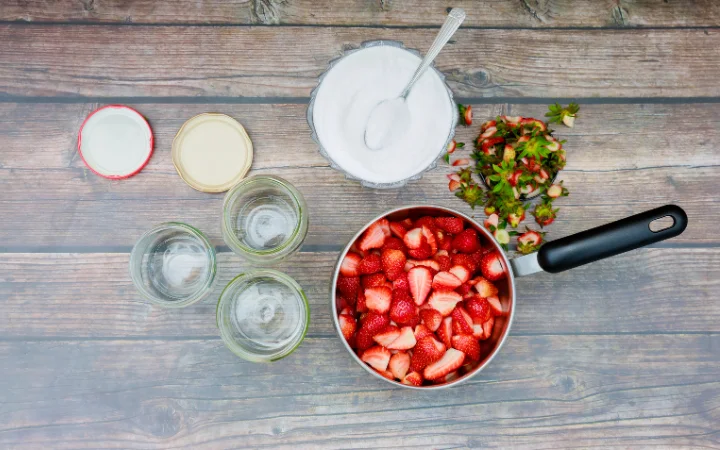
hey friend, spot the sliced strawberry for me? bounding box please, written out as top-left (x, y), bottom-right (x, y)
top-left (357, 253), bottom-right (382, 275)
top-left (356, 313), bottom-right (390, 350)
top-left (361, 273), bottom-right (387, 289)
top-left (359, 220), bottom-right (388, 251)
top-left (448, 178), bottom-right (462, 192)
top-left (410, 335), bottom-right (446, 372)
top-left (507, 169), bottom-right (523, 187)
top-left (403, 228), bottom-right (424, 250)
top-left (448, 265), bottom-right (471, 284)
top-left (414, 324), bottom-right (433, 341)
top-left (436, 230), bottom-right (453, 252)
top-left (419, 308), bottom-right (443, 332)
top-left (479, 126), bottom-right (496, 139)
top-left (457, 283), bottom-right (473, 296)
top-left (534, 168), bottom-right (550, 184)
top-left (414, 216), bottom-right (437, 232)
top-left (487, 296), bottom-right (503, 316)
top-left (338, 314), bottom-right (356, 342)
top-left (451, 306), bottom-right (474, 335)
top-left (480, 251), bottom-right (506, 281)
top-left (407, 259), bottom-right (440, 272)
top-left (387, 326), bottom-right (416, 350)
top-left (484, 213), bottom-right (499, 230)
top-left (474, 277), bottom-right (499, 298)
top-left (517, 229), bottom-right (543, 254)
top-left (447, 139), bottom-right (457, 154)
top-left (408, 266), bottom-right (432, 306)
top-left (408, 242), bottom-right (433, 260)
top-left (428, 290), bottom-right (463, 316)
top-left (389, 297), bottom-right (418, 327)
top-left (392, 273), bottom-right (409, 292)
top-left (356, 290), bottom-right (367, 313)
top-left (452, 334), bottom-right (481, 361)
top-left (373, 325), bottom-right (400, 347)
top-left (365, 286), bottom-right (392, 314)
top-left (437, 316), bottom-right (453, 348)
top-left (500, 115), bottom-right (522, 124)
top-left (480, 120), bottom-right (496, 132)
top-left (452, 254), bottom-right (478, 274)
top-left (421, 226), bottom-right (438, 255)
top-left (361, 346), bottom-right (391, 371)
top-left (401, 371), bottom-right (423, 386)
top-left (337, 276), bottom-right (360, 298)
top-left (432, 271), bottom-right (462, 290)
top-left (452, 228), bottom-right (480, 253)
top-left (481, 136), bottom-right (504, 155)
top-left (463, 104), bottom-right (473, 125)
top-left (389, 352), bottom-right (411, 379)
top-left (435, 216), bottom-right (464, 234)
top-left (381, 237), bottom-right (407, 254)
top-left (340, 252), bottom-right (362, 277)
top-left (374, 368), bottom-right (395, 380)
top-left (465, 296), bottom-right (492, 323)
top-left (434, 254), bottom-right (452, 272)
top-left (381, 249), bottom-right (406, 281)
top-left (482, 317), bottom-right (495, 339)
top-left (493, 228), bottom-right (510, 245)
top-left (470, 250), bottom-right (485, 267)
top-left (424, 348), bottom-right (465, 381)
top-left (389, 222), bottom-right (407, 238)
top-left (339, 307), bottom-right (353, 316)
top-left (452, 158), bottom-right (470, 167)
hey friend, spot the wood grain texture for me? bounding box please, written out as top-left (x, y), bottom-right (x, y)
top-left (0, 334), bottom-right (718, 449)
top-left (4, 0), bottom-right (720, 27)
top-left (1, 248), bottom-right (718, 338)
top-left (2, 26), bottom-right (720, 98)
top-left (1, 102), bottom-right (717, 248)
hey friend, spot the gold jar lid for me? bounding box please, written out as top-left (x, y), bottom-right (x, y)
top-left (172, 113), bottom-right (253, 193)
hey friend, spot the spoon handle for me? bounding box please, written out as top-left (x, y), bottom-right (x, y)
top-left (401, 8), bottom-right (466, 98)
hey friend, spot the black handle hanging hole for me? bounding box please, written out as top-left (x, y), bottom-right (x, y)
top-left (649, 215), bottom-right (675, 232)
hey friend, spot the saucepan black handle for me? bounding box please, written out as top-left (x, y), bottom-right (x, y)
top-left (537, 205), bottom-right (688, 274)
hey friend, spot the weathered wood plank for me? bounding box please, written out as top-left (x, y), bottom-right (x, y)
top-left (1, 26), bottom-right (719, 98)
top-left (0, 102), bottom-right (718, 247)
top-left (0, 249), bottom-right (717, 338)
top-left (4, 0), bottom-right (720, 27)
top-left (0, 334), bottom-right (717, 448)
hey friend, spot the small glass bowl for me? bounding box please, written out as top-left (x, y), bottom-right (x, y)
top-left (217, 270), bottom-right (310, 362)
top-left (129, 222), bottom-right (217, 308)
top-left (222, 175), bottom-right (308, 265)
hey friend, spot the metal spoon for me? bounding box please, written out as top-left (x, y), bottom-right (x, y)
top-left (364, 8), bottom-right (466, 151)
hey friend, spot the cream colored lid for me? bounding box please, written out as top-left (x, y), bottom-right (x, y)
top-left (172, 113), bottom-right (253, 193)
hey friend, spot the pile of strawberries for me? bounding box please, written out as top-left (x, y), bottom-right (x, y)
top-left (335, 213), bottom-right (506, 386)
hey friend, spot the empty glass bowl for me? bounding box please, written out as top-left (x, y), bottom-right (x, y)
top-left (217, 270), bottom-right (310, 362)
top-left (222, 175), bottom-right (308, 265)
top-left (129, 222), bottom-right (217, 307)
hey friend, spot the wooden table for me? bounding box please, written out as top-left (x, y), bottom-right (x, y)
top-left (1, 1), bottom-right (719, 448)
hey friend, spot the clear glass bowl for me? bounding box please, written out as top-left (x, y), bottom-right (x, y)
top-left (129, 222), bottom-right (217, 308)
top-left (307, 40), bottom-right (459, 189)
top-left (217, 270), bottom-right (310, 362)
top-left (222, 175), bottom-right (309, 265)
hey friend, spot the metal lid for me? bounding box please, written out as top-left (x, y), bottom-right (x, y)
top-left (172, 113), bottom-right (253, 193)
top-left (77, 105), bottom-right (154, 179)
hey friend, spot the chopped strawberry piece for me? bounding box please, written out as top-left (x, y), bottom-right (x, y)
top-left (365, 286), bottom-right (392, 314)
top-left (361, 273), bottom-right (386, 289)
top-left (469, 250), bottom-right (485, 267)
top-left (336, 294), bottom-right (352, 311)
top-left (457, 283), bottom-right (473, 296)
top-left (407, 266), bottom-right (432, 306)
top-left (472, 323), bottom-right (485, 339)
top-left (487, 296), bottom-right (503, 316)
top-left (465, 296), bottom-right (492, 323)
top-left (359, 220), bottom-right (388, 251)
top-left (361, 346), bottom-right (391, 371)
top-left (337, 276), bottom-right (360, 298)
top-left (356, 313), bottom-right (390, 350)
top-left (437, 316), bottom-right (453, 348)
top-left (374, 368), bottom-right (395, 380)
top-left (462, 105), bottom-right (473, 125)
top-left (436, 229), bottom-right (453, 252)
top-left (401, 371), bottom-right (423, 386)
top-left (428, 290), bottom-right (463, 316)
top-left (373, 325), bottom-right (400, 347)
top-left (338, 314), bottom-right (356, 342)
top-left (424, 348), bottom-right (465, 381)
top-left (452, 334), bottom-right (481, 361)
top-left (410, 336), bottom-right (446, 372)
top-left (414, 324), bottom-right (433, 341)
top-left (474, 277), bottom-right (499, 297)
top-left (435, 254), bottom-right (452, 272)
top-left (407, 242), bottom-right (433, 260)
top-left (421, 226), bottom-right (438, 255)
top-left (414, 216), bottom-right (437, 232)
top-left (451, 306), bottom-right (474, 335)
top-left (339, 307), bottom-right (353, 316)
top-left (403, 228), bottom-right (425, 250)
top-left (480, 251), bottom-right (506, 281)
top-left (407, 259), bottom-right (440, 272)
top-left (432, 271), bottom-right (462, 290)
top-left (484, 213), bottom-right (499, 230)
top-left (340, 252), bottom-right (362, 277)
top-left (507, 169), bottom-right (523, 187)
top-left (435, 216), bottom-right (464, 234)
top-left (389, 297), bottom-right (418, 327)
top-left (392, 273), bottom-right (409, 292)
top-left (448, 265), bottom-right (471, 284)
top-left (451, 254), bottom-right (477, 273)
top-left (357, 253), bottom-right (382, 275)
top-left (480, 120), bottom-right (496, 132)
top-left (447, 139), bottom-right (457, 154)
top-left (389, 222), bottom-right (407, 238)
top-left (356, 289), bottom-right (367, 313)
top-left (481, 136), bottom-right (504, 155)
top-left (448, 179), bottom-right (461, 191)
top-left (389, 352), bottom-right (411, 379)
top-left (381, 237), bottom-right (407, 254)
top-left (381, 249), bottom-right (406, 281)
top-left (387, 326), bottom-right (416, 350)
top-left (452, 228), bottom-right (481, 253)
top-left (482, 317), bottom-right (495, 339)
top-left (419, 309), bottom-right (443, 332)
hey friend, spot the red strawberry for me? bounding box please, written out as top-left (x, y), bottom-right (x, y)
top-left (484, 213), bottom-right (499, 230)
top-left (437, 316), bottom-right (453, 348)
top-left (357, 253), bottom-right (382, 275)
top-left (356, 290), bottom-right (367, 313)
top-left (452, 158), bottom-right (470, 167)
top-left (447, 139), bottom-right (457, 154)
top-left (457, 283), bottom-right (473, 296)
top-left (361, 346), bottom-right (391, 371)
top-left (338, 314), bottom-right (356, 342)
top-left (410, 336), bottom-right (446, 372)
top-left (474, 277), bottom-right (499, 298)
top-left (356, 313), bottom-right (390, 350)
top-left (448, 265), bottom-right (470, 284)
top-left (374, 368), bottom-right (394, 380)
top-left (414, 216), bottom-right (437, 232)
top-left (480, 251), bottom-right (506, 281)
top-left (389, 297), bottom-right (418, 327)
top-left (400, 218), bottom-right (414, 228)
top-left (435, 216), bottom-right (464, 234)
top-left (387, 326), bottom-right (416, 350)
top-left (534, 168), bottom-right (550, 184)
top-left (424, 348), bottom-right (465, 381)
top-left (461, 104), bottom-right (473, 125)
top-left (480, 120), bottom-right (496, 132)
top-left (381, 249), bottom-right (406, 281)
top-left (452, 254), bottom-right (478, 273)
top-left (448, 179), bottom-right (461, 192)
top-left (436, 230), bottom-right (453, 252)
top-left (472, 323), bottom-right (485, 339)
top-left (407, 259), bottom-right (440, 272)
top-left (389, 352), bottom-right (411, 379)
top-left (389, 222), bottom-right (407, 238)
top-left (403, 228), bottom-right (425, 249)
top-left (419, 309), bottom-right (443, 332)
top-left (381, 237), bottom-right (407, 254)
top-left (481, 136), bottom-right (504, 155)
top-left (408, 266), bottom-right (432, 306)
top-left (337, 276), bottom-right (360, 298)
top-left (392, 273), bottom-right (409, 292)
top-left (373, 325), bottom-right (400, 347)
top-left (432, 271), bottom-right (462, 290)
top-left (340, 252), bottom-right (362, 277)
top-left (451, 306), bottom-right (474, 335)
top-left (421, 226), bottom-right (438, 255)
top-left (336, 294), bottom-right (351, 312)
top-left (392, 288), bottom-right (413, 303)
top-left (407, 242), bottom-right (433, 260)
top-left (402, 371), bottom-right (423, 386)
top-left (507, 169), bottom-right (523, 187)
top-left (482, 317), bottom-right (495, 339)
top-left (452, 228), bottom-right (481, 253)
top-left (479, 126), bottom-right (497, 140)
top-left (487, 296), bottom-right (503, 316)
top-left (465, 296), bottom-right (492, 323)
top-left (470, 250), bottom-right (485, 267)
top-left (365, 286), bottom-right (392, 314)
top-left (452, 334), bottom-right (481, 361)
top-left (435, 254), bottom-right (452, 272)
top-left (414, 324), bottom-right (433, 341)
top-left (359, 219), bottom-right (388, 251)
top-left (361, 273), bottom-right (387, 289)
top-left (517, 229), bottom-right (543, 254)
top-left (428, 290), bottom-right (463, 316)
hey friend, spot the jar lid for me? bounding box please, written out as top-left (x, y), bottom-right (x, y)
top-left (77, 105), bottom-right (154, 179)
top-left (172, 113), bottom-right (253, 193)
